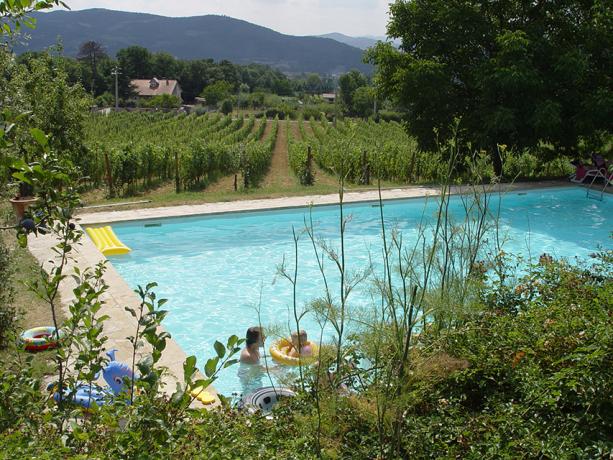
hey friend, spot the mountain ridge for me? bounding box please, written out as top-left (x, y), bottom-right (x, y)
top-left (13, 8), bottom-right (371, 75)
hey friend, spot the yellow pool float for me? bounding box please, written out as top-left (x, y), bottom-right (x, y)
top-left (190, 385), bottom-right (216, 405)
top-left (270, 338), bottom-right (318, 366)
top-left (86, 226), bottom-right (131, 256)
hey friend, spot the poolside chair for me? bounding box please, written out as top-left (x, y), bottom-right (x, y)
top-left (570, 155), bottom-right (612, 186)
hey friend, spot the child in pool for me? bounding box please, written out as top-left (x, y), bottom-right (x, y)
top-left (288, 330), bottom-right (312, 358)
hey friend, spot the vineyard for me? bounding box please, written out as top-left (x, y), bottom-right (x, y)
top-left (288, 117), bottom-right (435, 185)
top-left (82, 112), bottom-right (277, 196)
top-left (81, 112), bottom-right (573, 200)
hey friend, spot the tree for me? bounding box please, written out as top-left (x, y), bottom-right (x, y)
top-left (352, 86), bottom-right (375, 118)
top-left (201, 80), bottom-right (233, 106)
top-left (151, 52), bottom-right (178, 79)
top-left (117, 46), bottom-right (153, 79)
top-left (0, 0), bottom-right (65, 36)
top-left (77, 41), bottom-right (107, 96)
top-left (220, 98), bottom-right (233, 115)
top-left (338, 70), bottom-right (368, 114)
top-left (368, 0), bottom-right (613, 175)
top-left (305, 73), bottom-right (323, 94)
top-left (1, 49), bottom-right (91, 163)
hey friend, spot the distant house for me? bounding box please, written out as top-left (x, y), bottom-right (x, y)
top-left (131, 78), bottom-right (182, 100)
top-left (321, 93), bottom-right (336, 103)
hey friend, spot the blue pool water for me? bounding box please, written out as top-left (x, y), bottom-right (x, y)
top-left (104, 187), bottom-right (611, 396)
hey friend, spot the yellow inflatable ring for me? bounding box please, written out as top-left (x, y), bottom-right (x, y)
top-left (269, 338), bottom-right (318, 366)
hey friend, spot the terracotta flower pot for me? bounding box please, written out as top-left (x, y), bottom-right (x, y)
top-left (9, 196), bottom-right (38, 223)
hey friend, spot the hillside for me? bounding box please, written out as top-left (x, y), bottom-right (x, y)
top-left (13, 8), bottom-right (371, 75)
top-left (318, 33), bottom-right (379, 50)
top-left (318, 33), bottom-right (401, 50)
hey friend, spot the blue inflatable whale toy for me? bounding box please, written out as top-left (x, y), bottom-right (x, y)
top-left (49, 349), bottom-right (136, 408)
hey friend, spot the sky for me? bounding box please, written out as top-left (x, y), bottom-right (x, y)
top-left (52, 0), bottom-right (392, 37)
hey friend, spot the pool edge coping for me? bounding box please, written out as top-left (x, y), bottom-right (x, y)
top-left (76, 181), bottom-right (571, 226)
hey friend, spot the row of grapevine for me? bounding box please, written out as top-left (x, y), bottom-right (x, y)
top-left (82, 112), bottom-right (271, 195)
top-left (288, 118), bottom-right (315, 185)
top-left (300, 117), bottom-right (431, 184)
top-left (241, 116), bottom-right (279, 186)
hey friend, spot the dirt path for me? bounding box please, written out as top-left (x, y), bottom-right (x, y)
top-left (288, 120), bottom-right (301, 141)
top-left (260, 120), bottom-right (298, 189)
top-left (260, 118), bottom-right (273, 142)
top-left (301, 123), bottom-right (339, 187)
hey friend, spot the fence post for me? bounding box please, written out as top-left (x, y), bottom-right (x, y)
top-left (103, 152), bottom-right (114, 198)
top-left (175, 150), bottom-right (180, 193)
top-left (361, 149), bottom-right (370, 185)
top-left (306, 145), bottom-right (314, 186)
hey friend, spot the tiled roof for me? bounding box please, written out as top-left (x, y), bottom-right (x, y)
top-left (131, 78), bottom-right (179, 96)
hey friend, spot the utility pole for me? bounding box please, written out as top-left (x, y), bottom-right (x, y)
top-left (111, 66), bottom-right (121, 111)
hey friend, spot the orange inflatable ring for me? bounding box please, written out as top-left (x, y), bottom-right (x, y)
top-left (269, 338), bottom-right (318, 366)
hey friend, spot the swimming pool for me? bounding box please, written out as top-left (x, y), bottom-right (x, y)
top-left (105, 187), bottom-right (611, 396)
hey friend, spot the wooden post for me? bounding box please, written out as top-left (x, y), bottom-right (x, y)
top-left (306, 145), bottom-right (314, 185)
top-left (174, 150), bottom-right (180, 193)
top-left (103, 152), bottom-right (114, 198)
top-left (362, 150), bottom-right (370, 185)
top-left (234, 174), bottom-right (238, 191)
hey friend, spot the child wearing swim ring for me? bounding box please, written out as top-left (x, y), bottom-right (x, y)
top-left (288, 330), bottom-right (312, 358)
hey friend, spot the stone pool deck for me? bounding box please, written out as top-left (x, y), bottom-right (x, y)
top-left (28, 181), bottom-right (567, 404)
top-left (76, 181), bottom-right (566, 225)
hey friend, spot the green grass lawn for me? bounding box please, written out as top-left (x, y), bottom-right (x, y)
top-left (79, 170), bottom-right (414, 213)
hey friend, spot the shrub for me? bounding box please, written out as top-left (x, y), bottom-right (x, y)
top-left (0, 237), bottom-right (15, 347)
top-left (94, 92), bottom-right (115, 108)
top-left (145, 94), bottom-right (181, 110)
top-left (220, 98), bottom-right (233, 115)
top-left (377, 110), bottom-right (403, 123)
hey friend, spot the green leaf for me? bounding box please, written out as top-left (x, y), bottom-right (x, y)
top-left (227, 334), bottom-right (238, 349)
top-left (145, 282), bottom-right (158, 291)
top-left (214, 340), bottom-right (226, 359)
top-left (11, 172), bottom-right (31, 184)
top-left (29, 127), bottom-right (48, 147)
top-left (204, 357), bottom-right (219, 378)
top-left (223, 359), bottom-right (239, 369)
top-left (170, 382), bottom-right (185, 405)
top-left (183, 355), bottom-right (197, 380)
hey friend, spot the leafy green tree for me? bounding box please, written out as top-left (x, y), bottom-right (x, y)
top-left (1, 48), bottom-right (91, 163)
top-left (151, 51), bottom-right (178, 78)
top-left (368, 0), bottom-right (613, 174)
top-left (0, 0), bottom-right (66, 36)
top-left (201, 80), bottom-right (233, 106)
top-left (76, 41), bottom-right (107, 96)
top-left (117, 45), bottom-right (153, 79)
top-left (305, 73), bottom-right (323, 94)
top-left (352, 86), bottom-right (375, 118)
top-left (338, 70), bottom-right (369, 114)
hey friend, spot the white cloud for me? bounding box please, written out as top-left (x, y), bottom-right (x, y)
top-left (53, 0), bottom-right (391, 36)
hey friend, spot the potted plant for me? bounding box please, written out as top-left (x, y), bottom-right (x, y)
top-left (9, 178), bottom-right (37, 223)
